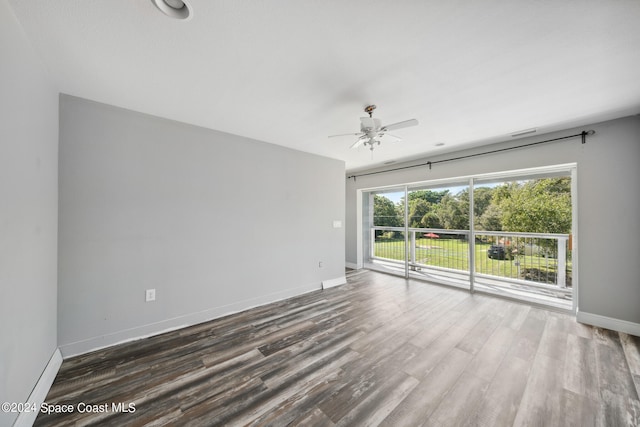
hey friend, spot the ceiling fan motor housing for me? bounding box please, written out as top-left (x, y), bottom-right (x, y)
top-left (361, 117), bottom-right (381, 132)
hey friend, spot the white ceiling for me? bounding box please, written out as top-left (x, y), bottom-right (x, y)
top-left (8, 0), bottom-right (640, 172)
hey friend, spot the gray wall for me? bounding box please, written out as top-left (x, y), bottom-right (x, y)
top-left (346, 115), bottom-right (640, 326)
top-left (0, 1), bottom-right (59, 425)
top-left (58, 95), bottom-right (345, 356)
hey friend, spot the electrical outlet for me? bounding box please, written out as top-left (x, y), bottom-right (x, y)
top-left (145, 289), bottom-right (156, 302)
top-left (319, 261), bottom-right (323, 268)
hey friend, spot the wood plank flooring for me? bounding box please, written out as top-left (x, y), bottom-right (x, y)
top-left (35, 270), bottom-right (640, 426)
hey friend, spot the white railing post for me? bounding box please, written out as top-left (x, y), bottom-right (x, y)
top-left (557, 236), bottom-right (567, 288)
top-left (468, 178), bottom-right (475, 293)
top-left (370, 228), bottom-right (376, 261)
top-left (404, 186), bottom-right (410, 279)
top-left (410, 230), bottom-right (416, 269)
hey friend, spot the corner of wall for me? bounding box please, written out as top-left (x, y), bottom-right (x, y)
top-left (12, 349), bottom-right (62, 427)
top-left (576, 310), bottom-right (640, 337)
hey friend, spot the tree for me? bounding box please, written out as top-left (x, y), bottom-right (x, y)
top-left (407, 189), bottom-right (449, 204)
top-left (499, 178), bottom-right (571, 234)
top-left (477, 204), bottom-right (502, 231)
top-left (435, 193), bottom-right (469, 230)
top-left (408, 198), bottom-right (431, 228)
top-left (420, 211), bottom-right (442, 228)
top-left (373, 195), bottom-right (401, 228)
top-left (373, 178), bottom-right (570, 235)
top-left (472, 187), bottom-right (494, 218)
top-left (396, 189), bottom-right (449, 229)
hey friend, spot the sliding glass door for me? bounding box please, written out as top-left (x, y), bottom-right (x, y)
top-left (361, 165), bottom-right (576, 311)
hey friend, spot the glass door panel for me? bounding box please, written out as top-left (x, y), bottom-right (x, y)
top-left (472, 172), bottom-right (573, 309)
top-left (406, 182), bottom-right (470, 289)
top-left (365, 189), bottom-right (406, 274)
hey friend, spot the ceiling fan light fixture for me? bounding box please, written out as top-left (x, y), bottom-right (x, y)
top-left (151, 0), bottom-right (192, 20)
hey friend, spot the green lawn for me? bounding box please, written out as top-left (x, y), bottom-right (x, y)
top-left (374, 237), bottom-right (571, 285)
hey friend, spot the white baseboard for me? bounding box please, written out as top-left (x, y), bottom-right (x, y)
top-left (576, 310), bottom-right (640, 336)
top-left (59, 282), bottom-right (320, 358)
top-left (322, 276), bottom-right (347, 289)
top-left (345, 262), bottom-right (360, 270)
top-left (14, 349), bottom-right (63, 427)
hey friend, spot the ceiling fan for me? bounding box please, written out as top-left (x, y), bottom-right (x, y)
top-left (329, 105), bottom-right (418, 151)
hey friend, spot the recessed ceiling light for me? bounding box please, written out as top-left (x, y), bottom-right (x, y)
top-left (152, 0), bottom-right (192, 20)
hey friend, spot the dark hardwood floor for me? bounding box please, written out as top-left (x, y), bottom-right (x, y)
top-left (35, 270), bottom-right (640, 426)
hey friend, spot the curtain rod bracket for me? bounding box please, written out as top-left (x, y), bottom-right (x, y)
top-left (427, 161), bottom-right (432, 170)
top-left (582, 129), bottom-right (595, 144)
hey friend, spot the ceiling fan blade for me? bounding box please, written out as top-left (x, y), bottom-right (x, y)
top-left (383, 133), bottom-right (403, 142)
top-left (350, 137), bottom-right (367, 149)
top-left (381, 118), bottom-right (419, 132)
top-left (328, 132), bottom-right (363, 138)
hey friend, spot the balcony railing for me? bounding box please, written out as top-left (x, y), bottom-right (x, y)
top-left (371, 227), bottom-right (571, 295)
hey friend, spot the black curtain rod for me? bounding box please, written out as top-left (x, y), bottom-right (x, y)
top-left (347, 130), bottom-right (594, 180)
